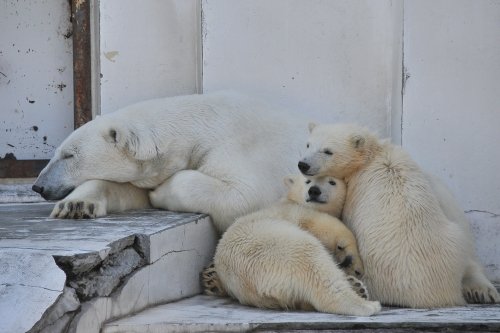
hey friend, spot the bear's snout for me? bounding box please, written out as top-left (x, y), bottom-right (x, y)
top-left (308, 186), bottom-right (321, 199)
top-left (32, 184), bottom-right (44, 194)
top-left (298, 161), bottom-right (310, 173)
top-left (339, 255), bottom-right (353, 269)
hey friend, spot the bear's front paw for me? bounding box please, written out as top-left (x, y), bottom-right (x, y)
top-left (463, 284), bottom-right (500, 304)
top-left (335, 246), bottom-right (364, 278)
top-left (347, 275), bottom-right (370, 300)
top-left (50, 200), bottom-right (105, 219)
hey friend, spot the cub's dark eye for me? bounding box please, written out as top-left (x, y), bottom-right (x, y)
top-left (305, 180), bottom-right (311, 184)
top-left (337, 245), bottom-right (344, 250)
top-left (62, 153), bottom-right (74, 159)
top-left (306, 143), bottom-right (310, 148)
top-left (324, 149), bottom-right (333, 155)
top-left (329, 180), bottom-right (336, 186)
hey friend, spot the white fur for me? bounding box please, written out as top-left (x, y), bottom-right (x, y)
top-left (33, 92), bottom-right (308, 232)
top-left (214, 175), bottom-right (381, 316)
top-left (299, 123), bottom-right (499, 307)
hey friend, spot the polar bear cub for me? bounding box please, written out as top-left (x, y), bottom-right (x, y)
top-left (214, 174), bottom-right (381, 316)
top-left (299, 123), bottom-right (500, 308)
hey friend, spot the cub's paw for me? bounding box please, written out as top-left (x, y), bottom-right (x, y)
top-left (200, 261), bottom-right (227, 297)
top-left (463, 283), bottom-right (500, 304)
top-left (50, 200), bottom-right (105, 219)
top-left (362, 300), bottom-right (382, 316)
top-left (347, 275), bottom-right (370, 300)
top-left (335, 244), bottom-right (364, 278)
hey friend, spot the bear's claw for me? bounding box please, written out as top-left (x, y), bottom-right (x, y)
top-left (200, 261), bottom-right (227, 297)
top-left (347, 275), bottom-right (370, 300)
top-left (50, 200), bottom-right (101, 219)
top-left (463, 285), bottom-right (500, 304)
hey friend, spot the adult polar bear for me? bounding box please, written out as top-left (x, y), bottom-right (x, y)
top-left (298, 123), bottom-right (500, 307)
top-left (32, 92), bottom-right (308, 233)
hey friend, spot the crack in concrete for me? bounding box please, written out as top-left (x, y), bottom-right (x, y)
top-left (465, 210), bottom-right (500, 218)
top-left (1, 282), bottom-right (61, 292)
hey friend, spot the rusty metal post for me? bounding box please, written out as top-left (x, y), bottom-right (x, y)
top-left (72, 0), bottom-right (93, 129)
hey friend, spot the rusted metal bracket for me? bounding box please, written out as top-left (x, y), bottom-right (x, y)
top-left (72, 0), bottom-right (93, 129)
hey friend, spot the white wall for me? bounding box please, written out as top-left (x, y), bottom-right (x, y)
top-left (0, 0), bottom-right (74, 160)
top-left (202, 0), bottom-right (403, 137)
top-left (402, 0), bottom-right (500, 280)
top-left (99, 0), bottom-right (201, 114)
top-left (402, 0), bottom-right (500, 220)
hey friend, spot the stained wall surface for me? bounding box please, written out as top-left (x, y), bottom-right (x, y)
top-left (0, 0), bottom-right (74, 160)
top-left (99, 0), bottom-right (201, 114)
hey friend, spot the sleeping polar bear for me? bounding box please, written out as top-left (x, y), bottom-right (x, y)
top-left (32, 92), bottom-right (308, 233)
top-left (213, 174), bottom-right (381, 316)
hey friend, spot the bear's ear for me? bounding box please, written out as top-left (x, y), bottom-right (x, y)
top-left (351, 135), bottom-right (365, 149)
top-left (283, 175), bottom-right (296, 189)
top-left (105, 125), bottom-right (158, 160)
top-left (308, 122), bottom-right (317, 133)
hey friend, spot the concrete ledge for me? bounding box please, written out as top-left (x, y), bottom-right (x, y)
top-left (103, 295), bottom-right (500, 333)
top-left (0, 203), bottom-right (218, 333)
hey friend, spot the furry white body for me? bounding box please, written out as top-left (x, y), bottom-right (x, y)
top-left (215, 176), bottom-right (381, 316)
top-left (33, 92), bottom-right (307, 232)
top-left (299, 123), bottom-right (499, 307)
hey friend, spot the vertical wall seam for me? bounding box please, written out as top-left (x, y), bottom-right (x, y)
top-left (90, 0), bottom-right (101, 117)
top-left (400, 0), bottom-right (405, 147)
top-left (196, 0), bottom-right (204, 94)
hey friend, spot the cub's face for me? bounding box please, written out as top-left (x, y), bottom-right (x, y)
top-left (298, 123), bottom-right (370, 179)
top-left (285, 174), bottom-right (346, 218)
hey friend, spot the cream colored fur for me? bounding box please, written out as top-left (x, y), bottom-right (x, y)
top-left (214, 175), bottom-right (381, 316)
top-left (299, 123), bottom-right (499, 307)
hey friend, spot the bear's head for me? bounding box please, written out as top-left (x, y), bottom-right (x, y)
top-left (284, 174), bottom-right (346, 218)
top-left (32, 114), bottom-right (188, 200)
top-left (298, 123), bottom-right (377, 180)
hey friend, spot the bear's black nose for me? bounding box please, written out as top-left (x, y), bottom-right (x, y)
top-left (32, 184), bottom-right (44, 194)
top-left (298, 161), bottom-right (310, 173)
top-left (339, 255), bottom-right (353, 269)
top-left (308, 185), bottom-right (321, 198)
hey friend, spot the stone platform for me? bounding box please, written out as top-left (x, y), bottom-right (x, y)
top-left (1, 201), bottom-right (500, 333)
top-left (103, 295), bottom-right (500, 333)
top-left (0, 203), bottom-right (217, 333)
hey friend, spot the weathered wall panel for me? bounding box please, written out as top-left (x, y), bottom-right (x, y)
top-left (0, 0), bottom-right (74, 160)
top-left (99, 0), bottom-right (201, 114)
top-left (402, 0), bottom-right (500, 281)
top-left (202, 0), bottom-right (403, 136)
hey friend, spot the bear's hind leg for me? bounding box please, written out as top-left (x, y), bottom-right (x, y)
top-left (201, 261), bottom-right (228, 297)
top-left (305, 253), bottom-right (381, 316)
top-left (462, 260), bottom-right (500, 303)
top-left (346, 275), bottom-right (370, 300)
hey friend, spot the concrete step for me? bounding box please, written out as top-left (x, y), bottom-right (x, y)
top-left (1, 186), bottom-right (499, 333)
top-left (0, 203), bottom-right (218, 333)
top-left (103, 294), bottom-right (500, 333)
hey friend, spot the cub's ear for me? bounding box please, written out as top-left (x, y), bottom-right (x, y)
top-left (105, 125), bottom-right (158, 160)
top-left (308, 122), bottom-right (317, 133)
top-left (351, 135), bottom-right (365, 149)
top-left (283, 174), bottom-right (303, 189)
top-left (283, 175), bottom-right (296, 189)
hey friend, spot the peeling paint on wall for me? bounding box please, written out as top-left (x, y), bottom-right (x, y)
top-left (103, 51), bottom-right (119, 62)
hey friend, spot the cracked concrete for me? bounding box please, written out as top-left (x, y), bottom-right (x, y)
top-left (1, 201), bottom-right (498, 332)
top-left (0, 203), bottom-right (218, 333)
